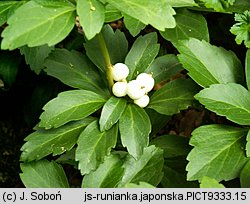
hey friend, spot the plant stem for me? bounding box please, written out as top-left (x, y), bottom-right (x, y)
top-left (97, 33), bottom-right (114, 91)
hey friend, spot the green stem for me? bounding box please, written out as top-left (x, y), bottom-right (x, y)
top-left (97, 33), bottom-right (114, 92)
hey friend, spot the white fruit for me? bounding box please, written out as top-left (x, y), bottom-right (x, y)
top-left (134, 95), bottom-right (150, 108)
top-left (126, 80), bottom-right (146, 100)
top-left (136, 73), bottom-right (155, 93)
top-left (112, 81), bottom-right (127, 97)
top-left (112, 63), bottom-right (129, 81)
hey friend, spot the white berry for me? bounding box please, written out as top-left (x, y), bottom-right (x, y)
top-left (112, 81), bottom-right (127, 97)
top-left (136, 73), bottom-right (155, 93)
top-left (134, 95), bottom-right (150, 108)
top-left (126, 80), bottom-right (146, 100)
top-left (112, 63), bottom-right (129, 81)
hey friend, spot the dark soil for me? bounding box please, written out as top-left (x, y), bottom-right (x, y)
top-left (0, 87), bottom-right (28, 187)
top-left (0, 120), bottom-right (26, 187)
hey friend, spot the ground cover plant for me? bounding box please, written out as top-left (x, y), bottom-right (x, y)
top-left (0, 0), bottom-right (250, 188)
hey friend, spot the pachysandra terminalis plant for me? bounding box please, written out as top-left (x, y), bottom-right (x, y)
top-left (0, 0), bottom-right (250, 188)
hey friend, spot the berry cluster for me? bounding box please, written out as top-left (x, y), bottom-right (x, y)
top-left (111, 63), bottom-right (155, 108)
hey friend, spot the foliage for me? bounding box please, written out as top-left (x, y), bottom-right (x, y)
top-left (176, 38), bottom-right (243, 87)
top-left (230, 10), bottom-right (250, 48)
top-left (199, 176), bottom-right (225, 188)
top-left (187, 125), bottom-right (248, 181)
top-left (0, 0), bottom-right (250, 188)
top-left (200, 0), bottom-right (235, 12)
top-left (160, 9), bottom-right (209, 43)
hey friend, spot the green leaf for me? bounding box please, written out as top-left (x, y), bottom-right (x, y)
top-left (176, 38), bottom-right (243, 88)
top-left (104, 4), bottom-right (122, 22)
top-left (125, 32), bottom-right (160, 80)
top-left (56, 148), bottom-right (78, 167)
top-left (150, 135), bottom-right (191, 158)
top-left (168, 0), bottom-right (197, 7)
top-left (82, 153), bottom-right (124, 187)
top-left (161, 159), bottom-right (198, 188)
top-left (84, 24), bottom-right (128, 72)
top-left (145, 109), bottom-right (171, 137)
top-left (20, 118), bottom-right (95, 162)
top-left (76, 120), bottom-right (118, 175)
top-left (106, 0), bottom-right (176, 30)
top-left (246, 49), bottom-right (250, 90)
top-left (20, 159), bottom-right (69, 188)
top-left (160, 9), bottom-right (209, 44)
top-left (32, 0), bottom-right (74, 7)
top-left (195, 83), bottom-right (250, 125)
top-left (0, 52), bottom-right (20, 86)
top-left (191, 0), bottom-right (246, 13)
top-left (0, 1), bottom-right (25, 26)
top-left (123, 14), bottom-right (146, 37)
top-left (1, 0), bottom-right (76, 50)
top-left (148, 78), bottom-right (199, 115)
top-left (100, 24), bottom-right (128, 66)
top-left (77, 0), bottom-right (105, 40)
top-left (226, 0), bottom-right (250, 13)
top-left (230, 11), bottom-right (250, 48)
top-left (187, 124), bottom-right (248, 181)
top-left (123, 182), bottom-right (155, 188)
top-left (118, 145), bottom-right (164, 187)
top-left (98, 0), bottom-right (107, 4)
top-left (39, 90), bottom-right (106, 129)
top-left (145, 54), bottom-right (183, 84)
top-left (240, 160), bottom-right (250, 187)
top-left (201, 0), bottom-right (235, 12)
top-left (155, 135), bottom-right (197, 188)
top-left (44, 48), bottom-right (108, 96)
top-left (23, 79), bottom-right (60, 127)
top-left (20, 45), bottom-right (54, 74)
top-left (99, 96), bottom-right (127, 132)
top-left (246, 129), bottom-right (250, 157)
top-left (119, 104), bottom-right (151, 159)
top-left (200, 176), bottom-right (225, 188)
